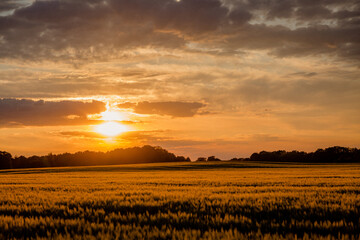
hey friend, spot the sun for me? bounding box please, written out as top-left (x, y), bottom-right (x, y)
top-left (95, 121), bottom-right (128, 137)
top-left (100, 110), bottom-right (125, 121)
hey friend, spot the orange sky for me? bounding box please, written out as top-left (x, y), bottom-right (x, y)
top-left (0, 0), bottom-right (359, 159)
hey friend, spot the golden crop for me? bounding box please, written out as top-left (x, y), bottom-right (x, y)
top-left (0, 162), bottom-right (359, 239)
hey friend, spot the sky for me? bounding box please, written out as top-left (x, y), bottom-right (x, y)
top-left (0, 0), bottom-right (359, 159)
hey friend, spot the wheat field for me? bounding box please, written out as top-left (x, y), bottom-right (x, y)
top-left (0, 162), bottom-right (359, 239)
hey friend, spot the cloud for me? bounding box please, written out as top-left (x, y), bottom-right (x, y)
top-left (251, 134), bottom-right (281, 142)
top-left (0, 0), bottom-right (30, 13)
top-left (286, 72), bottom-right (317, 78)
top-left (232, 78), bottom-right (360, 107)
top-left (118, 101), bottom-right (206, 117)
top-left (59, 131), bottom-right (105, 139)
top-left (0, 98), bottom-right (106, 127)
top-left (0, 0), bottom-right (358, 62)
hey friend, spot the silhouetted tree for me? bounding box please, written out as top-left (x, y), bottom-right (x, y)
top-left (13, 155), bottom-right (27, 168)
top-left (175, 156), bottom-right (190, 162)
top-left (196, 157), bottom-right (207, 162)
top-left (0, 151), bottom-right (12, 169)
top-left (229, 158), bottom-right (248, 161)
top-left (207, 156), bottom-right (221, 161)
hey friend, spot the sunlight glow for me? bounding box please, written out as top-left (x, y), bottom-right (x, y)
top-left (95, 121), bottom-right (128, 137)
top-left (100, 110), bottom-right (125, 121)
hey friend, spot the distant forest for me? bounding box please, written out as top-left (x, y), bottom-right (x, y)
top-left (235, 146), bottom-right (360, 163)
top-left (0, 146), bottom-right (359, 170)
top-left (0, 145), bottom-right (190, 170)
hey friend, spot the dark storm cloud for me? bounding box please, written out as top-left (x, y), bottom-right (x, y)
top-left (0, 0), bottom-right (358, 61)
top-left (118, 101), bottom-right (206, 117)
top-left (0, 98), bottom-right (106, 127)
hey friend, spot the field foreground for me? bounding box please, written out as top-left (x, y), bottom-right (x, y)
top-left (0, 162), bottom-right (359, 239)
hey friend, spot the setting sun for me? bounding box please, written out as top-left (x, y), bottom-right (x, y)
top-left (100, 110), bottom-right (125, 121)
top-left (95, 121), bottom-right (128, 137)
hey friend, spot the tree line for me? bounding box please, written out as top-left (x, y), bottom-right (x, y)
top-left (1, 146), bottom-right (359, 170)
top-left (0, 145), bottom-right (190, 170)
top-left (196, 146), bottom-right (359, 163)
top-left (247, 146), bottom-right (360, 163)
